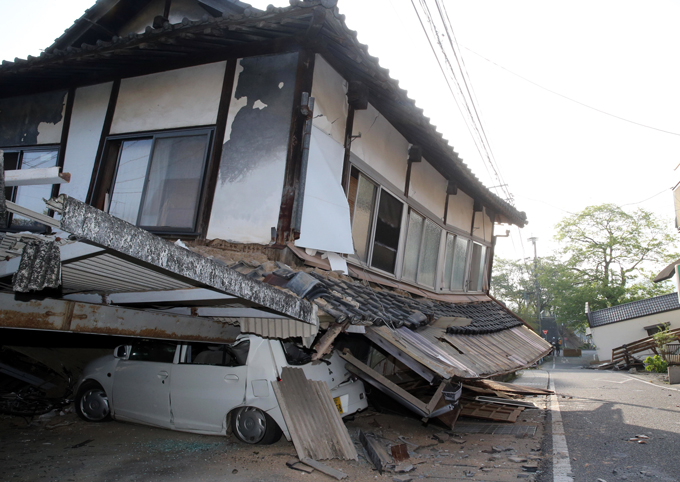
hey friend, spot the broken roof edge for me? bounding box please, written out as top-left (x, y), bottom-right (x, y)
top-left (54, 195), bottom-right (317, 325)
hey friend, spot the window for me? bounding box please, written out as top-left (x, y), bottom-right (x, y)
top-left (183, 340), bottom-right (250, 367)
top-left (347, 167), bottom-right (404, 274)
top-left (2, 148), bottom-right (59, 231)
top-left (468, 242), bottom-right (487, 292)
top-left (442, 233), bottom-right (469, 291)
top-left (129, 340), bottom-right (178, 363)
top-left (402, 210), bottom-right (442, 288)
top-left (105, 129), bottom-right (212, 232)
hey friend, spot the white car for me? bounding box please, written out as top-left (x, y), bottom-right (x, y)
top-left (74, 334), bottom-right (367, 444)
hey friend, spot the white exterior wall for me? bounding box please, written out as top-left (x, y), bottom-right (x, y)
top-left (310, 55), bottom-right (347, 144)
top-left (60, 82), bottom-right (113, 201)
top-left (591, 311), bottom-right (680, 361)
top-left (110, 62), bottom-right (226, 134)
top-left (295, 56), bottom-right (354, 254)
top-left (350, 103), bottom-right (408, 190)
top-left (408, 157), bottom-right (447, 220)
top-left (446, 190), bottom-right (474, 233)
top-left (473, 208), bottom-right (494, 242)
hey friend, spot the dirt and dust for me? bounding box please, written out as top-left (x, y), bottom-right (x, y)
top-left (0, 396), bottom-right (548, 482)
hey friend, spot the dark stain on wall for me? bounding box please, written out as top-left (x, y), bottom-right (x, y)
top-left (219, 52), bottom-right (298, 183)
top-left (0, 90), bottom-right (67, 146)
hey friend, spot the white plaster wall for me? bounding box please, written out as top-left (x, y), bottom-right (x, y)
top-left (473, 207), bottom-right (494, 242)
top-left (311, 55), bottom-right (348, 145)
top-left (350, 103), bottom-right (408, 190)
top-left (591, 311), bottom-right (680, 361)
top-left (36, 97), bottom-right (66, 144)
top-left (110, 62), bottom-right (226, 134)
top-left (295, 126), bottom-right (354, 254)
top-left (408, 157), bottom-right (447, 220)
top-left (446, 190), bottom-right (474, 232)
top-left (60, 82), bottom-right (113, 201)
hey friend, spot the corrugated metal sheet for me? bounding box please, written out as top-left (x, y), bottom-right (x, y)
top-left (272, 367), bottom-right (357, 461)
top-left (370, 325), bottom-right (552, 380)
top-left (61, 253), bottom-right (193, 293)
top-left (239, 317), bottom-right (318, 340)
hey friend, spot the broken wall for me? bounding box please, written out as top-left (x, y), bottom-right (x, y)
top-left (295, 55), bottom-right (354, 254)
top-left (446, 190), bottom-right (474, 233)
top-left (472, 208), bottom-right (494, 243)
top-left (0, 90), bottom-right (67, 146)
top-left (60, 82), bottom-right (113, 202)
top-left (207, 52), bottom-right (298, 244)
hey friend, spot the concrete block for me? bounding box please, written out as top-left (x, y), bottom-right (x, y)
top-left (668, 365), bottom-right (680, 385)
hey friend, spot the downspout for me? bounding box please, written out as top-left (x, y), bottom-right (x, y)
top-left (291, 93), bottom-right (315, 236)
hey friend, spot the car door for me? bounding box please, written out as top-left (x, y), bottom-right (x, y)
top-left (170, 340), bottom-right (249, 432)
top-left (112, 339), bottom-right (177, 428)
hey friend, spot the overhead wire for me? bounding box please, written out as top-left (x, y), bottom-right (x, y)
top-left (463, 46), bottom-right (680, 138)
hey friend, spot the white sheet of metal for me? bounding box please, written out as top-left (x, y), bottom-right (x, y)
top-left (110, 62), bottom-right (226, 134)
top-left (60, 82), bottom-right (113, 202)
top-left (311, 55), bottom-right (348, 144)
top-left (295, 126), bottom-right (354, 254)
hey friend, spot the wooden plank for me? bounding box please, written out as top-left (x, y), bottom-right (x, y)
top-left (300, 458), bottom-right (348, 480)
top-left (460, 402), bottom-right (524, 423)
top-left (4, 167), bottom-right (70, 186)
top-left (359, 430), bottom-right (393, 473)
top-left (425, 380), bottom-right (447, 413)
top-left (465, 379), bottom-right (553, 395)
top-left (340, 350), bottom-right (430, 416)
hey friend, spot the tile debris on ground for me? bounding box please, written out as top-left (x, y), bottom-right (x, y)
top-left (0, 389), bottom-right (549, 482)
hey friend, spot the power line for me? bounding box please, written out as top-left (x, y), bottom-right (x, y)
top-left (464, 46), bottom-right (680, 138)
top-left (411, 0), bottom-right (515, 204)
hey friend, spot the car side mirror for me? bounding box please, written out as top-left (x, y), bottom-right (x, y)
top-left (114, 345), bottom-right (128, 358)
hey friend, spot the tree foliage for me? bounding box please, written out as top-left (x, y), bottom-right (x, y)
top-left (493, 204), bottom-right (678, 332)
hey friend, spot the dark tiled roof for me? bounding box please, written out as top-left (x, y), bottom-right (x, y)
top-left (302, 271), bottom-right (523, 334)
top-left (588, 293), bottom-right (680, 328)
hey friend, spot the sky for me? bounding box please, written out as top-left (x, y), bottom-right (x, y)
top-left (2, 0), bottom-right (679, 263)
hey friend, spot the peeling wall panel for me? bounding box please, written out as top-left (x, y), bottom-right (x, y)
top-left (350, 103), bottom-right (408, 190)
top-left (207, 53), bottom-right (298, 243)
top-left (295, 126), bottom-right (354, 254)
top-left (408, 156), bottom-right (447, 220)
top-left (446, 190), bottom-right (474, 232)
top-left (60, 82), bottom-right (113, 201)
top-left (0, 90), bottom-right (67, 146)
top-left (311, 54), bottom-right (348, 144)
top-left (110, 62), bottom-right (226, 134)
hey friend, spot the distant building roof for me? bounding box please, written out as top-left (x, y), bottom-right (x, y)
top-left (588, 293), bottom-right (680, 328)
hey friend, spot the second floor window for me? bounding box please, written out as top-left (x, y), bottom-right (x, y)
top-left (402, 209), bottom-right (442, 288)
top-left (347, 166), bottom-right (403, 274)
top-left (105, 129), bottom-right (212, 233)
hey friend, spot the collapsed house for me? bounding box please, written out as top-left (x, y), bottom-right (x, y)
top-left (0, 0), bottom-right (551, 435)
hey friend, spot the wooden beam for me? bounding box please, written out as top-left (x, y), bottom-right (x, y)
top-left (4, 167), bottom-right (70, 187)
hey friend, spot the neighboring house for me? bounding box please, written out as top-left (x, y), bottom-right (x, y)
top-left (586, 293), bottom-right (680, 361)
top-left (0, 0), bottom-right (551, 418)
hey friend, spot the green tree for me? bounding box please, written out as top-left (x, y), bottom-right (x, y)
top-left (493, 204), bottom-right (678, 332)
top-left (555, 204), bottom-right (677, 322)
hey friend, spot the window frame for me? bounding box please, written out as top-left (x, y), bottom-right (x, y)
top-left (401, 207), bottom-right (445, 289)
top-left (99, 127), bottom-right (214, 236)
top-left (1, 145), bottom-right (61, 233)
top-left (346, 166), bottom-right (406, 277)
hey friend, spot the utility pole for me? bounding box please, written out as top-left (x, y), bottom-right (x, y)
top-left (528, 237), bottom-right (542, 337)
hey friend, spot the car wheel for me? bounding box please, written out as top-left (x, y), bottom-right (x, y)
top-left (75, 381), bottom-right (111, 422)
top-left (231, 406), bottom-right (282, 445)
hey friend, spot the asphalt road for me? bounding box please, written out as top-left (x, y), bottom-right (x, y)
top-left (544, 353), bottom-right (680, 482)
